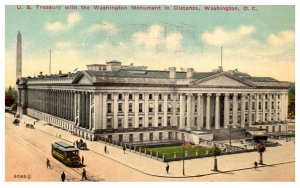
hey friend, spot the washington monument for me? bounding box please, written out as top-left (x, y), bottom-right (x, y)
top-left (16, 31), bottom-right (22, 83)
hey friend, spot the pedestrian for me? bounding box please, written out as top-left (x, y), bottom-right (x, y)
top-left (245, 130), bottom-right (248, 137)
top-left (82, 168), bottom-right (87, 180)
top-left (46, 158), bottom-right (51, 168)
top-left (166, 163), bottom-right (169, 174)
top-left (123, 145), bottom-right (126, 154)
top-left (254, 161), bottom-right (258, 170)
top-left (104, 145), bottom-right (107, 153)
top-left (61, 171), bottom-right (66, 182)
top-left (81, 155), bottom-right (84, 166)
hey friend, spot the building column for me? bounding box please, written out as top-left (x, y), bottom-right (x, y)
top-left (268, 94), bottom-right (272, 122)
top-left (262, 94), bottom-right (266, 122)
top-left (179, 93), bottom-right (185, 129)
top-left (134, 93), bottom-right (139, 128)
top-left (163, 94), bottom-right (168, 127)
top-left (248, 94), bottom-right (253, 127)
top-left (215, 94), bottom-right (220, 129)
top-left (89, 93), bottom-right (93, 130)
top-left (255, 94), bottom-right (259, 123)
top-left (102, 93), bottom-right (107, 129)
top-left (232, 93), bottom-right (238, 128)
top-left (124, 93), bottom-right (129, 129)
top-left (206, 93), bottom-right (211, 130)
top-left (197, 94), bottom-right (203, 130)
top-left (113, 93), bottom-right (118, 129)
top-left (144, 93), bottom-right (149, 128)
top-left (224, 93), bottom-right (229, 128)
top-left (172, 93), bottom-right (177, 127)
top-left (275, 94), bottom-right (278, 122)
top-left (154, 93), bottom-right (158, 127)
top-left (186, 94), bottom-right (192, 131)
top-left (241, 94), bottom-right (246, 128)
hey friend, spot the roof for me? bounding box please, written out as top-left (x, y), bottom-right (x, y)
top-left (53, 141), bottom-right (78, 152)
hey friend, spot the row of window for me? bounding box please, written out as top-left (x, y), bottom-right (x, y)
top-left (106, 111), bottom-right (282, 129)
top-left (107, 100), bottom-right (281, 114)
top-left (107, 93), bottom-right (283, 101)
top-left (112, 131), bottom-right (173, 143)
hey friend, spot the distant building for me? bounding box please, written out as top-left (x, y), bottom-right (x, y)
top-left (17, 60), bottom-right (290, 142)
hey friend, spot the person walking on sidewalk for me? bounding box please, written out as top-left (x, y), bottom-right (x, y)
top-left (61, 171), bottom-right (66, 182)
top-left (254, 161), bottom-right (258, 170)
top-left (82, 168), bottom-right (87, 180)
top-left (81, 156), bottom-right (84, 166)
top-left (104, 145), bottom-right (107, 153)
top-left (46, 158), bottom-right (51, 168)
top-left (123, 145), bottom-right (126, 154)
top-left (166, 163), bottom-right (169, 174)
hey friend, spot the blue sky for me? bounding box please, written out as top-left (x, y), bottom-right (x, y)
top-left (5, 5), bottom-right (295, 87)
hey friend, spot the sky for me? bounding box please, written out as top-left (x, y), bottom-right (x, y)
top-left (5, 5), bottom-right (295, 88)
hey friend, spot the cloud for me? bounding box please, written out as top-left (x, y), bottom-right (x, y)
top-left (132, 24), bottom-right (183, 50)
top-left (56, 42), bottom-right (72, 49)
top-left (88, 22), bottom-right (118, 34)
top-left (45, 12), bottom-right (82, 32)
top-left (268, 31), bottom-right (295, 46)
top-left (201, 25), bottom-right (256, 46)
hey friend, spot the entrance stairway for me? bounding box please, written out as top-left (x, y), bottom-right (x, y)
top-left (207, 127), bottom-right (253, 141)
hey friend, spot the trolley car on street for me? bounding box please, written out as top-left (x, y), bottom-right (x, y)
top-left (51, 141), bottom-right (81, 167)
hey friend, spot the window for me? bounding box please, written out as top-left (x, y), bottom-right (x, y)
top-left (245, 102), bottom-right (249, 110)
top-left (118, 118), bottom-right (122, 128)
top-left (139, 117), bottom-right (143, 127)
top-left (259, 102), bottom-right (262, 110)
top-left (167, 116), bottom-right (171, 126)
top-left (107, 118), bottom-right (112, 128)
top-left (265, 102), bottom-right (268, 110)
top-left (129, 94), bottom-right (133, 100)
top-left (158, 104), bottom-right (162, 112)
top-left (149, 133), bottom-right (153, 141)
top-left (158, 117), bottom-right (162, 126)
top-left (195, 104), bottom-right (197, 112)
top-left (167, 103), bottom-right (172, 112)
top-left (278, 102), bottom-right (280, 109)
top-left (252, 102), bottom-right (255, 110)
top-left (168, 132), bottom-right (172, 140)
top-left (118, 103), bottom-right (123, 113)
top-left (139, 103), bottom-right (143, 112)
top-left (159, 94), bottom-right (162, 100)
top-left (118, 94), bottom-right (123, 100)
top-left (149, 94), bottom-right (153, 100)
top-left (149, 103), bottom-right (154, 113)
top-left (168, 94), bottom-right (171, 100)
top-left (177, 104), bottom-right (180, 112)
top-left (129, 134), bottom-right (133, 142)
top-left (107, 103), bottom-right (112, 113)
top-left (139, 133), bottom-right (143, 142)
top-left (129, 103), bottom-right (133, 113)
top-left (229, 103), bottom-right (233, 111)
top-left (159, 132), bottom-right (163, 141)
top-left (139, 94), bottom-right (143, 100)
top-left (128, 118), bottom-right (133, 127)
top-left (118, 134), bottom-right (123, 142)
top-left (238, 103), bottom-right (241, 111)
top-left (107, 94), bottom-right (112, 100)
top-left (272, 102), bottom-right (275, 109)
top-left (265, 113), bottom-right (268, 121)
top-left (149, 117), bottom-right (153, 127)
top-left (194, 117), bottom-right (197, 126)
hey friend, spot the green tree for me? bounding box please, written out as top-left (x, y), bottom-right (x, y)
top-left (288, 83), bottom-right (295, 119)
top-left (255, 142), bottom-right (266, 164)
top-left (5, 86), bottom-right (17, 110)
top-left (210, 144), bottom-right (221, 171)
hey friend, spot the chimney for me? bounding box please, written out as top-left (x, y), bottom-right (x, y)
top-left (169, 67), bottom-right (176, 79)
top-left (59, 70), bottom-right (62, 74)
top-left (186, 68), bottom-right (194, 79)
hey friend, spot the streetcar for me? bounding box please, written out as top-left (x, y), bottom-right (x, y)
top-left (51, 141), bottom-right (81, 167)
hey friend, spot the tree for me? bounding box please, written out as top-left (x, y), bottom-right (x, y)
top-left (255, 142), bottom-right (266, 164)
top-left (288, 83), bottom-right (295, 119)
top-left (5, 86), bottom-right (17, 110)
top-left (210, 144), bottom-right (221, 171)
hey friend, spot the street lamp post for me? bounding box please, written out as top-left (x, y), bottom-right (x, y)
top-left (229, 124), bottom-right (232, 146)
top-left (286, 120), bottom-right (288, 142)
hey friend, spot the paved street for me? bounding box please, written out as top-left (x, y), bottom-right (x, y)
top-left (5, 113), bottom-right (295, 182)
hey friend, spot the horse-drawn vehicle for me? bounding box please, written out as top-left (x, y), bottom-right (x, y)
top-left (76, 139), bottom-right (87, 150)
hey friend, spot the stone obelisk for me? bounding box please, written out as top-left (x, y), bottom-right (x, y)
top-left (16, 31), bottom-right (22, 82)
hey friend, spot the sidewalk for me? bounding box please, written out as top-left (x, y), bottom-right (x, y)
top-left (14, 114), bottom-right (296, 178)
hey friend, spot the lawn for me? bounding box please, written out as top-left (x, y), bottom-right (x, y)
top-left (140, 145), bottom-right (209, 159)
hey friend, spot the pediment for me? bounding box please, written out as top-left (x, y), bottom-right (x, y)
top-left (73, 71), bottom-right (94, 85)
top-left (193, 74), bottom-right (253, 87)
